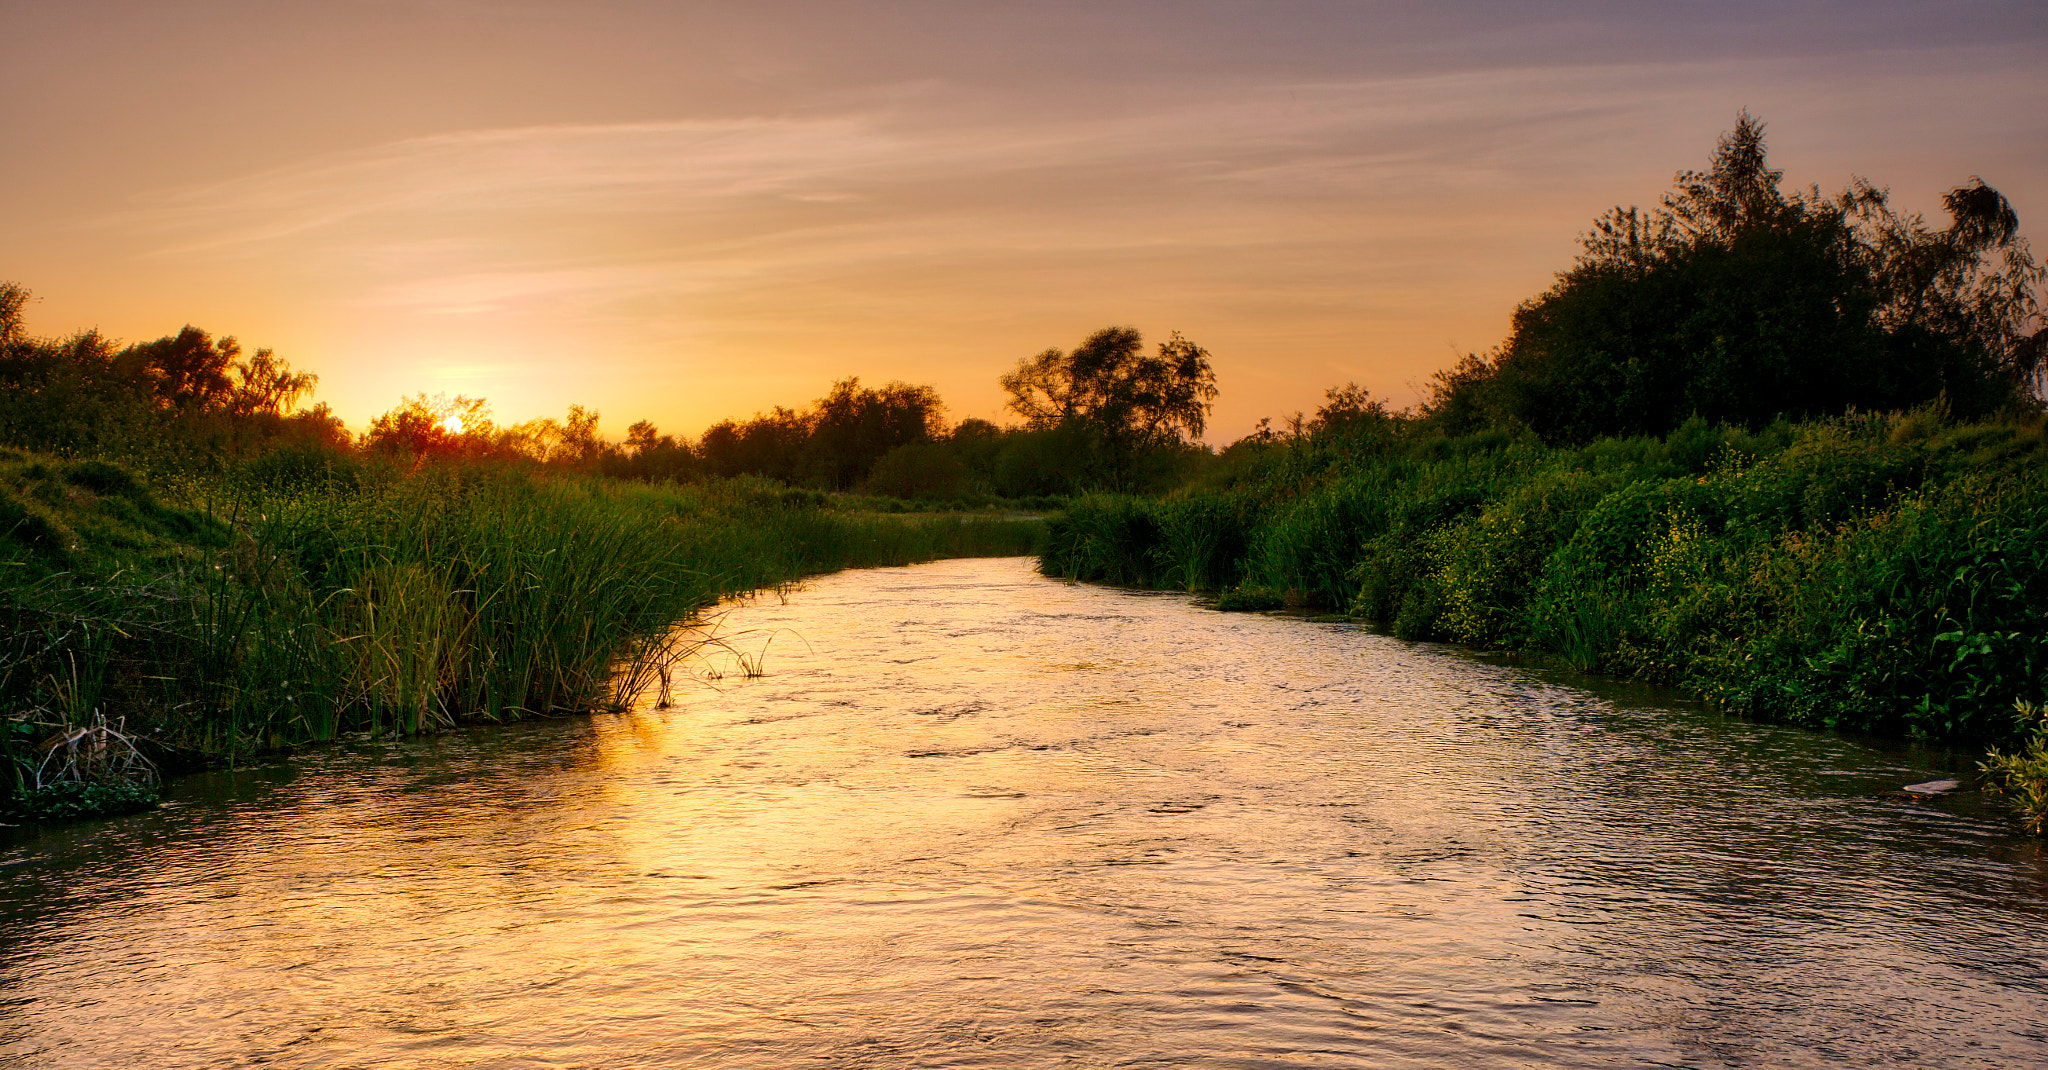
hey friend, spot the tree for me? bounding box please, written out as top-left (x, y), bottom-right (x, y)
top-left (625, 420), bottom-right (664, 455)
top-left (696, 406), bottom-right (813, 483)
top-left (806, 377), bottom-right (946, 490)
top-left (1308, 382), bottom-right (1393, 438)
top-left (223, 347), bottom-right (318, 418)
top-left (0, 281), bottom-right (27, 345)
top-left (1000, 326), bottom-right (1217, 489)
top-left (864, 441), bottom-right (969, 500)
top-left (117, 327), bottom-right (239, 412)
top-left (0, 287), bottom-right (336, 456)
top-left (363, 394), bottom-right (493, 456)
top-left (1432, 112), bottom-right (2046, 442)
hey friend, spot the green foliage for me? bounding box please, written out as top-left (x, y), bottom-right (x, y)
top-left (865, 441), bottom-right (969, 500)
top-left (11, 779), bottom-right (160, 822)
top-left (1, 454), bottom-right (228, 575)
top-left (1153, 490), bottom-right (1262, 592)
top-left (1041, 495), bottom-right (1168, 587)
top-left (1426, 113), bottom-right (2046, 441)
top-left (1212, 586), bottom-right (1284, 612)
top-left (1981, 701), bottom-right (2048, 835)
top-left (1041, 411), bottom-right (2048, 748)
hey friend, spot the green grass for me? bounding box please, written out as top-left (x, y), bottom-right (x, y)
top-left (3, 455), bottom-right (1041, 816)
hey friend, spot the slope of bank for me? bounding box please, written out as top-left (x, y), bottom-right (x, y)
top-left (1042, 412), bottom-right (2046, 752)
top-left (2, 450), bottom-right (1041, 818)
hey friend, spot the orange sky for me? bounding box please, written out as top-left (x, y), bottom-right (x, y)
top-left (4, 1), bottom-right (2044, 443)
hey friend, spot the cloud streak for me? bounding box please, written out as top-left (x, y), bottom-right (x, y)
top-left (108, 62), bottom-right (1720, 309)
top-left (19, 4), bottom-right (2043, 436)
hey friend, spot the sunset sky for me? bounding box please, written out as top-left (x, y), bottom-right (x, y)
top-left (4, 1), bottom-right (2043, 443)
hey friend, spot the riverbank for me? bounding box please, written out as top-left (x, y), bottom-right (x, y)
top-left (2, 450), bottom-right (1042, 818)
top-left (8, 556), bottom-right (2040, 1069)
top-left (1041, 412), bottom-right (2047, 756)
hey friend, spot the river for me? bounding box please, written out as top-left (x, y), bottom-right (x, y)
top-left (3, 556), bottom-right (2044, 1068)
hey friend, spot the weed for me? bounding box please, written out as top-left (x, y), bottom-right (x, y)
top-left (1981, 701), bottom-right (2048, 834)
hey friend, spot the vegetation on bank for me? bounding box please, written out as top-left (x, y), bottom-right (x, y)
top-left (1428, 112), bottom-right (2044, 441)
top-left (1, 448), bottom-right (1039, 819)
top-left (0, 277), bottom-right (1057, 819)
top-left (1045, 409), bottom-right (2046, 749)
top-left (1039, 115), bottom-right (2048, 829)
top-left (1982, 701), bottom-right (2048, 833)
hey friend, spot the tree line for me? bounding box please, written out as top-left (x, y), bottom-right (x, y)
top-left (7, 112), bottom-right (2039, 498)
top-left (603, 328), bottom-right (1217, 497)
top-left (1, 278), bottom-right (1219, 499)
top-left (0, 289), bottom-right (346, 462)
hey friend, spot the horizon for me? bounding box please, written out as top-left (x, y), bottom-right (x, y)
top-left (5, 0), bottom-right (2044, 443)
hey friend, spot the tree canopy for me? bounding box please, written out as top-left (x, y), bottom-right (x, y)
top-left (1000, 326), bottom-right (1217, 488)
top-left (1002, 326), bottom-right (1217, 441)
top-left (0, 287), bottom-right (336, 457)
top-left (1428, 112), bottom-right (2046, 442)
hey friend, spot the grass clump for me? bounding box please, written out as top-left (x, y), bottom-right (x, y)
top-left (1213, 586), bottom-right (1285, 612)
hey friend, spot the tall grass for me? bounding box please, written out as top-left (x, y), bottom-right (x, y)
top-left (3, 455), bottom-right (1041, 810)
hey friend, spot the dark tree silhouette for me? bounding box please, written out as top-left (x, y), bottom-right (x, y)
top-left (806, 378), bottom-right (946, 490)
top-left (1000, 326), bottom-right (1217, 489)
top-left (1429, 112), bottom-right (2047, 441)
top-left (1003, 327), bottom-right (1217, 441)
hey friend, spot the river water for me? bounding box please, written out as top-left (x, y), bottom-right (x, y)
top-left (3, 557), bottom-right (2045, 1068)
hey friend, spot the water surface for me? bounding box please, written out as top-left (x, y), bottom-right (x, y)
top-left (4, 557), bottom-right (2044, 1068)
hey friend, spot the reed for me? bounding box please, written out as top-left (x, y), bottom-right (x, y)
top-left (2, 454), bottom-right (1042, 813)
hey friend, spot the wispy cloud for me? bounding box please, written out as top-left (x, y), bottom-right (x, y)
top-left (105, 63), bottom-right (1702, 308)
top-left (66, 35), bottom-right (2047, 431)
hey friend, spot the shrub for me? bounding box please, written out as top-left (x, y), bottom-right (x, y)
top-left (1982, 701), bottom-right (2048, 834)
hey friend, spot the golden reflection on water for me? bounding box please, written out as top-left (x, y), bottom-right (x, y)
top-left (3, 557), bottom-right (2046, 1069)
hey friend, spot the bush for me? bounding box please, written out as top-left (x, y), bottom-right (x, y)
top-left (1041, 414), bottom-right (2048, 749)
top-left (1982, 701), bottom-right (2048, 834)
top-left (865, 442), bottom-right (969, 500)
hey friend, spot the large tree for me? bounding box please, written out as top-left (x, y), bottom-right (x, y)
top-left (1003, 323), bottom-right (1212, 491)
top-left (1430, 113), bottom-right (2046, 441)
top-left (1000, 326), bottom-right (1217, 489)
top-left (806, 377), bottom-right (946, 490)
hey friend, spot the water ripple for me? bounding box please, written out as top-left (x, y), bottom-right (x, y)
top-left (2, 557), bottom-right (2044, 1068)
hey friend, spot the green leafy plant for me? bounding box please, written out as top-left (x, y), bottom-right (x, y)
top-left (1981, 700), bottom-right (2048, 834)
top-left (15, 778), bottom-right (159, 821)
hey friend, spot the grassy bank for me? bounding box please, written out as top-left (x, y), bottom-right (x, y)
top-left (3, 450), bottom-right (1041, 817)
top-left (1043, 411), bottom-right (2047, 755)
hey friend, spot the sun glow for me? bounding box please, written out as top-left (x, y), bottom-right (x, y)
top-left (440, 415), bottom-right (465, 435)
